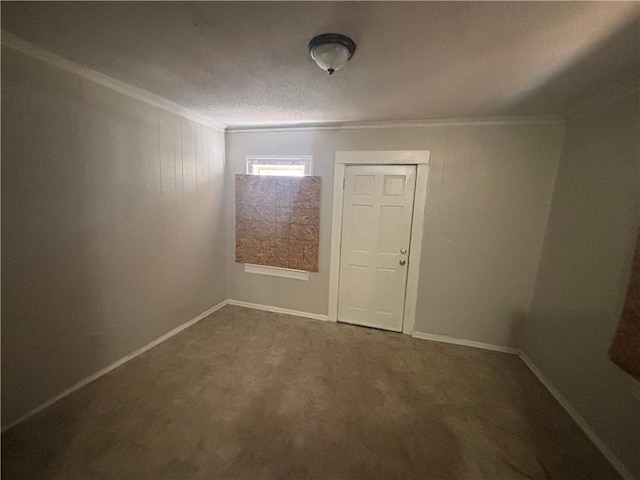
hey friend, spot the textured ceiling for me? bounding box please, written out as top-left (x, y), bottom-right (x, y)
top-left (2, 2), bottom-right (639, 127)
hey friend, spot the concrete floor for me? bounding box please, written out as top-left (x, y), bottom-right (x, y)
top-left (2, 305), bottom-right (621, 479)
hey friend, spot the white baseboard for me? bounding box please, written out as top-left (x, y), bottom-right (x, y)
top-left (411, 330), bottom-right (519, 355)
top-left (410, 331), bottom-right (634, 479)
top-left (4, 300), bottom-right (633, 480)
top-left (518, 352), bottom-right (635, 480)
top-left (227, 299), bottom-right (331, 322)
top-left (1, 299), bottom-right (229, 432)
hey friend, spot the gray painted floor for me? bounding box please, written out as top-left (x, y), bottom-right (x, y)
top-left (2, 305), bottom-right (620, 479)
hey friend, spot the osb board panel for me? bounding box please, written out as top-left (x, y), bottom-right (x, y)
top-left (236, 175), bottom-right (321, 272)
top-left (609, 226), bottom-right (640, 381)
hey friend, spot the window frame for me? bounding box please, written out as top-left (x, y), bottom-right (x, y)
top-left (241, 155), bottom-right (316, 279)
top-left (245, 155), bottom-right (313, 176)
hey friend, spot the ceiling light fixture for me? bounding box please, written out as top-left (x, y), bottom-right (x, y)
top-left (308, 33), bottom-right (356, 75)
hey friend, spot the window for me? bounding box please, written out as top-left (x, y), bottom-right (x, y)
top-left (246, 156), bottom-right (313, 176)
top-left (239, 155), bottom-right (319, 278)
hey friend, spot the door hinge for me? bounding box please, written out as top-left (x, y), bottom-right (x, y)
top-left (342, 178), bottom-right (345, 189)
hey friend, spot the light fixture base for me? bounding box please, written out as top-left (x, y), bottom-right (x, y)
top-left (308, 33), bottom-right (357, 59)
top-left (308, 33), bottom-right (357, 75)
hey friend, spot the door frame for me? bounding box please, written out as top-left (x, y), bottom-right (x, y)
top-left (328, 151), bottom-right (430, 335)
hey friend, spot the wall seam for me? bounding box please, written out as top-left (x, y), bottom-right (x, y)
top-left (519, 122), bottom-right (568, 348)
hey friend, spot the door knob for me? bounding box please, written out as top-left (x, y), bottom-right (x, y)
top-left (400, 248), bottom-right (407, 254)
top-left (399, 258), bottom-right (406, 266)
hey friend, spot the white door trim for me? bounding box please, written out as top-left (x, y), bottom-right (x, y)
top-left (329, 150), bottom-right (430, 335)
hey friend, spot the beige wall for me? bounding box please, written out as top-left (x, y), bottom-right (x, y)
top-left (521, 93), bottom-right (640, 478)
top-left (226, 122), bottom-right (565, 346)
top-left (1, 47), bottom-right (228, 426)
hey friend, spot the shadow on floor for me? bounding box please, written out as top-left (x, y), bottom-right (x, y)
top-left (1, 305), bottom-right (620, 479)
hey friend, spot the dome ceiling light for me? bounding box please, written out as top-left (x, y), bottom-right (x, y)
top-left (308, 33), bottom-right (357, 75)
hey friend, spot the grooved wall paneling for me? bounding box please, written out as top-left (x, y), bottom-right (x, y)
top-left (521, 92), bottom-right (640, 478)
top-left (235, 175), bottom-right (321, 271)
top-left (1, 46), bottom-right (227, 427)
top-left (227, 123), bottom-right (564, 327)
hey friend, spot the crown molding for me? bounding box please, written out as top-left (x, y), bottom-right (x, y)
top-left (1, 31), bottom-right (226, 132)
top-left (1, 30), bottom-right (574, 134)
top-left (226, 115), bottom-right (565, 133)
top-left (567, 74), bottom-right (640, 122)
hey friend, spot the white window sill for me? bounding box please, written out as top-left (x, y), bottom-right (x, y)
top-left (243, 264), bottom-right (310, 281)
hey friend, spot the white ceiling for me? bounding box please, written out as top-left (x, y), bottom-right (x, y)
top-left (2, 2), bottom-right (638, 127)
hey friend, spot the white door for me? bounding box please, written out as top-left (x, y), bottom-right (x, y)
top-left (338, 165), bottom-right (417, 332)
